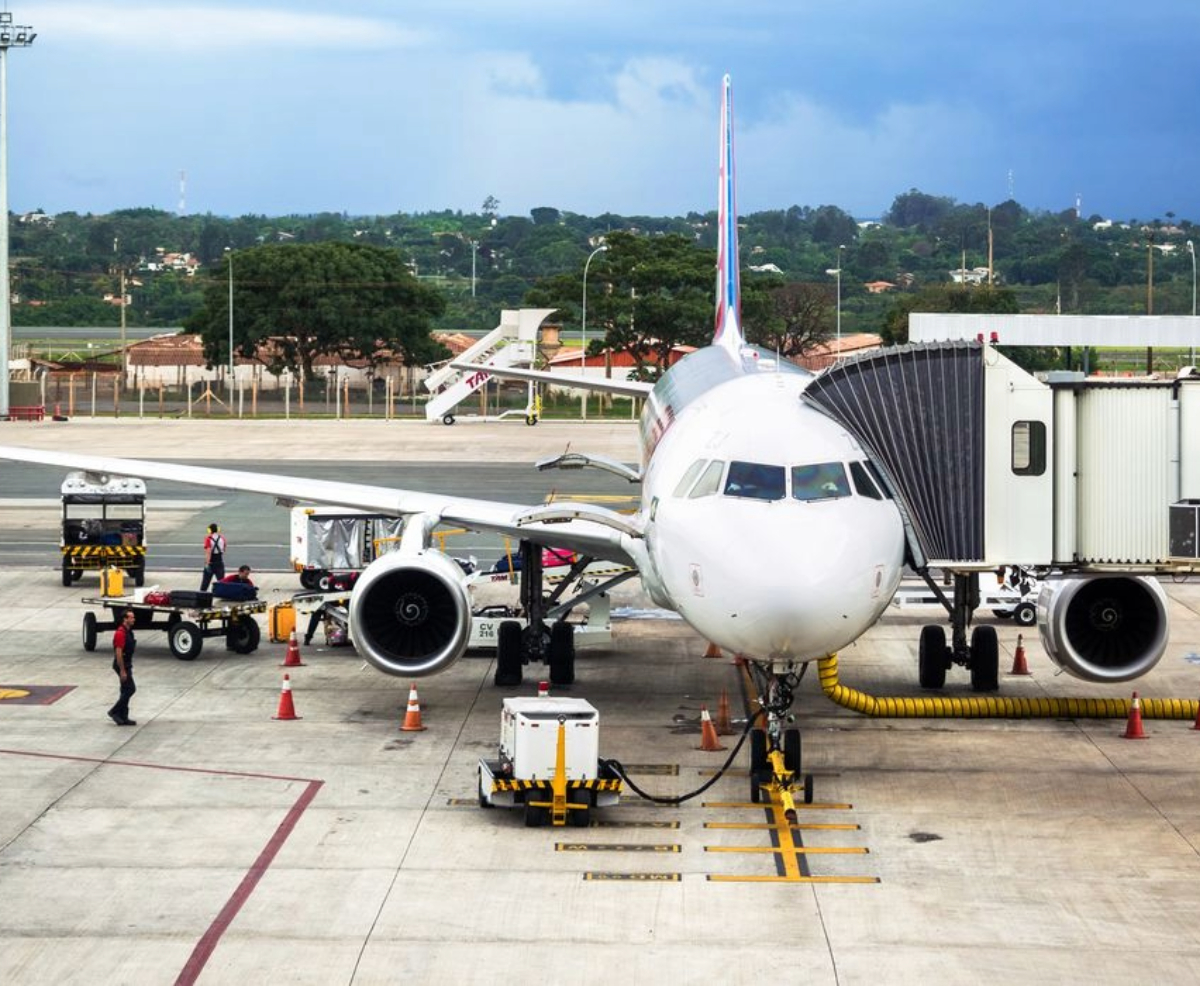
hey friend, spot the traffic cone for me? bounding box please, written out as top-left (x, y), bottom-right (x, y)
top-left (537, 680), bottom-right (549, 698)
top-left (1192, 697), bottom-right (1200, 731)
top-left (399, 683), bottom-right (427, 732)
top-left (1122, 691), bottom-right (1147, 739)
top-left (715, 688), bottom-right (734, 735)
top-left (1009, 633), bottom-right (1031, 675)
top-left (272, 673), bottom-right (300, 721)
top-left (697, 705), bottom-right (725, 751)
top-left (703, 641), bottom-right (723, 659)
top-left (281, 630), bottom-right (305, 667)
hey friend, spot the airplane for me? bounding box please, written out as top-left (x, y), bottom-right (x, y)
top-left (11, 76), bottom-right (1168, 806)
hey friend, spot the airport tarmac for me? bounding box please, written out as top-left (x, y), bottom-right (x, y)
top-left (4, 418), bottom-right (1200, 985)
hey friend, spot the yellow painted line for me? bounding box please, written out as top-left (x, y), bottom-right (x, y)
top-left (708, 874), bottom-right (880, 885)
top-left (705, 845), bottom-right (869, 855)
top-left (556, 843), bottom-right (680, 853)
top-left (704, 822), bottom-right (860, 831)
top-left (704, 801), bottom-right (854, 811)
top-left (0, 688), bottom-right (32, 700)
top-left (583, 873), bottom-right (681, 882)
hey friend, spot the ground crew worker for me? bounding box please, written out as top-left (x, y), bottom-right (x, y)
top-left (108, 609), bottom-right (137, 726)
top-left (201, 522), bottom-right (226, 590)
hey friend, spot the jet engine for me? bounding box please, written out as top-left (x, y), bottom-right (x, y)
top-left (348, 549), bottom-right (472, 678)
top-left (1037, 575), bottom-right (1169, 683)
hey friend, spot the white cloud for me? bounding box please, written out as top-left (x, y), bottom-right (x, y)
top-left (32, 3), bottom-right (426, 51)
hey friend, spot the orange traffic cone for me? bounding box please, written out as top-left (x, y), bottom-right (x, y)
top-left (715, 688), bottom-right (734, 735)
top-left (272, 673), bottom-right (300, 721)
top-left (1122, 691), bottom-right (1147, 739)
top-left (1193, 696), bottom-right (1200, 731)
top-left (697, 705), bottom-right (725, 751)
top-left (703, 641), bottom-right (723, 659)
top-left (281, 630), bottom-right (305, 667)
top-left (1010, 633), bottom-right (1031, 675)
top-left (399, 683), bottom-right (427, 732)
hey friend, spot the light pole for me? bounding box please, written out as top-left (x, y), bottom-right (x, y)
top-left (825, 243), bottom-right (844, 360)
top-left (470, 239), bottom-right (478, 297)
top-left (0, 11), bottom-right (35, 420)
top-left (224, 247), bottom-right (234, 390)
top-left (580, 244), bottom-right (607, 420)
top-left (1188, 239), bottom-right (1196, 365)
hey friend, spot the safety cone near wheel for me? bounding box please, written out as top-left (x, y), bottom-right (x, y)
top-left (715, 688), bottom-right (734, 735)
top-left (399, 684), bottom-right (427, 732)
top-left (272, 673), bottom-right (301, 721)
top-left (1010, 633), bottom-right (1031, 675)
top-left (281, 630), bottom-right (305, 667)
top-left (1122, 691), bottom-right (1147, 739)
top-left (698, 705), bottom-right (725, 751)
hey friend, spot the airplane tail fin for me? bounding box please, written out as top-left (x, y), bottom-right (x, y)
top-left (713, 73), bottom-right (744, 357)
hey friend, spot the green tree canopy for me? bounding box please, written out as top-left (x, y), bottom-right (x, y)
top-left (185, 242), bottom-right (448, 380)
top-left (744, 280), bottom-right (835, 357)
top-left (525, 231), bottom-right (714, 381)
top-left (882, 283), bottom-right (1019, 346)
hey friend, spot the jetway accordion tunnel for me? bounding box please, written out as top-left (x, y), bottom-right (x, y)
top-left (817, 656), bottom-right (1199, 720)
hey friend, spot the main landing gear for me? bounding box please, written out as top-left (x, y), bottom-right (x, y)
top-left (745, 662), bottom-right (815, 817)
top-left (917, 571), bottom-right (999, 692)
top-left (494, 540), bottom-right (601, 689)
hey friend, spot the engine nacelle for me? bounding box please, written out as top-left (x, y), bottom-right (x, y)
top-left (348, 549), bottom-right (472, 678)
top-left (1037, 575), bottom-right (1169, 683)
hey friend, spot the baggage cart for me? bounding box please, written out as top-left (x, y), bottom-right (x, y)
top-left (80, 594), bottom-right (267, 661)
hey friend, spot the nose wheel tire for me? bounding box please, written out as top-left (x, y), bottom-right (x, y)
top-left (970, 625), bottom-right (1000, 692)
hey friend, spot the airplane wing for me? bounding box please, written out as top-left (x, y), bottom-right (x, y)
top-left (0, 444), bottom-right (644, 566)
top-left (449, 361), bottom-right (654, 397)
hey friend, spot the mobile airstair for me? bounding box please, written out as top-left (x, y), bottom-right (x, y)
top-left (424, 308), bottom-right (555, 424)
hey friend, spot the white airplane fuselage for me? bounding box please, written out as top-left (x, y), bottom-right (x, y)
top-left (633, 362), bottom-right (906, 665)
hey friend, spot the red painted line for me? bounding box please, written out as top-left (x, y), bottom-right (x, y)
top-left (175, 778), bottom-right (324, 986)
top-left (0, 749), bottom-right (325, 984)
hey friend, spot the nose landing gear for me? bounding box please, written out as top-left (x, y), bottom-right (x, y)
top-left (747, 662), bottom-right (815, 815)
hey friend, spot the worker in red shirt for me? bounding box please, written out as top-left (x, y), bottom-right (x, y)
top-left (201, 522), bottom-right (226, 590)
top-left (108, 609), bottom-right (137, 726)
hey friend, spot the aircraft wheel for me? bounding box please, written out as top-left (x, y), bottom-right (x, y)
top-left (1014, 601), bottom-right (1037, 627)
top-left (803, 773), bottom-right (815, 805)
top-left (548, 620), bottom-right (575, 685)
top-left (918, 625), bottom-right (948, 689)
top-left (494, 620), bottom-right (523, 687)
top-left (750, 768), bottom-right (771, 804)
top-left (970, 625), bottom-right (1000, 692)
top-left (82, 612), bottom-right (98, 652)
top-left (783, 728), bottom-right (802, 775)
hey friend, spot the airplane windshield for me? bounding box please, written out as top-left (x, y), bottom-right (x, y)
top-left (724, 461), bottom-right (786, 501)
top-left (792, 462), bottom-right (851, 501)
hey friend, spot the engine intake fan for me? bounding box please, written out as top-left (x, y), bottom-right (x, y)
top-left (1037, 575), bottom-right (1169, 683)
top-left (349, 549), bottom-right (472, 677)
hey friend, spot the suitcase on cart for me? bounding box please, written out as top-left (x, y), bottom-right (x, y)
top-left (169, 590), bottom-right (213, 608)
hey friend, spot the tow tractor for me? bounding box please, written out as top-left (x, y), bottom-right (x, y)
top-left (60, 472), bottom-right (147, 587)
top-left (478, 695), bottom-right (622, 827)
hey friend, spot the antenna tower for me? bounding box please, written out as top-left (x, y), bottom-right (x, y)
top-left (178, 169), bottom-right (187, 216)
top-left (1007, 169), bottom-right (1014, 202)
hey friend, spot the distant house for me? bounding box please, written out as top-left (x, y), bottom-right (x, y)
top-left (949, 266), bottom-right (992, 286)
top-left (864, 280), bottom-right (895, 294)
top-left (748, 263), bottom-right (784, 275)
top-left (795, 333), bottom-right (883, 372)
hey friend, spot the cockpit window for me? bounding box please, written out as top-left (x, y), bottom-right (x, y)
top-left (724, 461), bottom-right (786, 501)
top-left (849, 461), bottom-right (883, 500)
top-left (792, 462), bottom-right (851, 501)
top-left (673, 459), bottom-right (708, 498)
top-left (864, 459), bottom-right (894, 499)
top-left (689, 459), bottom-right (726, 498)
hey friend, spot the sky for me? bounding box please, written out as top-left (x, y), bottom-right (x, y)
top-left (8, 1), bottom-right (1200, 223)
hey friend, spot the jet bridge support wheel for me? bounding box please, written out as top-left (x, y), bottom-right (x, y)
top-left (918, 624), bottom-right (948, 690)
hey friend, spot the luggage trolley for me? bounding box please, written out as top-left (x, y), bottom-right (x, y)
top-left (60, 472), bottom-right (147, 588)
top-left (80, 594), bottom-right (267, 661)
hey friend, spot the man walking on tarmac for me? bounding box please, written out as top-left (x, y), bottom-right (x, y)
top-left (108, 609), bottom-right (137, 726)
top-left (201, 522), bottom-right (226, 591)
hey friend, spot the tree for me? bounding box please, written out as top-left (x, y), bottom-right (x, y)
top-left (882, 284), bottom-right (1019, 346)
top-left (185, 242), bottom-right (448, 380)
top-left (744, 281), bottom-right (835, 358)
top-left (885, 189), bottom-right (955, 231)
top-left (525, 231), bottom-right (714, 381)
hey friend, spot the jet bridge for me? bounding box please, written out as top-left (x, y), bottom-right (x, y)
top-left (423, 308), bottom-right (555, 424)
top-left (802, 341), bottom-right (1200, 571)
